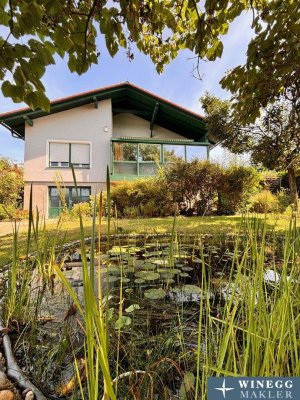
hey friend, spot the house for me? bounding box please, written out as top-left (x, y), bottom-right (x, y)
top-left (0, 82), bottom-right (216, 218)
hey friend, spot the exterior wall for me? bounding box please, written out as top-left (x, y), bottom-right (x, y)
top-left (23, 104), bottom-right (197, 217)
top-left (23, 99), bottom-right (112, 215)
top-left (113, 113), bottom-right (187, 140)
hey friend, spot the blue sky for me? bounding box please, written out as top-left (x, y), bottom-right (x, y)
top-left (0, 12), bottom-right (254, 163)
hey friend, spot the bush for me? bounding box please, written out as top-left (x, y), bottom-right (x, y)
top-left (70, 202), bottom-right (92, 219)
top-left (0, 158), bottom-right (24, 207)
top-left (163, 160), bottom-right (222, 215)
top-left (276, 189), bottom-right (290, 212)
top-left (250, 190), bottom-right (279, 213)
top-left (111, 177), bottom-right (177, 218)
top-left (218, 165), bottom-right (261, 214)
top-left (0, 204), bottom-right (29, 220)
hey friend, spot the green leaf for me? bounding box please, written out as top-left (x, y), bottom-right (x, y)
top-left (125, 304), bottom-right (141, 313)
top-left (179, 372), bottom-right (195, 399)
top-left (115, 316), bottom-right (132, 329)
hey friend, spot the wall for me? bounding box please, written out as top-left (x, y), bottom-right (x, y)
top-left (113, 113), bottom-right (187, 140)
top-left (23, 99), bottom-right (112, 214)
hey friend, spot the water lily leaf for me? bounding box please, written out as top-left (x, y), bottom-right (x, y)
top-left (135, 271), bottom-right (160, 281)
top-left (182, 285), bottom-right (201, 294)
top-left (125, 304), bottom-right (141, 313)
top-left (115, 316), bottom-right (132, 329)
top-left (144, 288), bottom-right (166, 300)
top-left (180, 273), bottom-right (190, 278)
top-left (134, 278), bottom-right (145, 284)
top-left (121, 278), bottom-right (130, 283)
top-left (181, 267), bottom-right (193, 272)
top-left (164, 278), bottom-right (175, 284)
top-left (125, 288), bottom-right (133, 294)
top-left (160, 272), bottom-right (175, 279)
top-left (103, 276), bottom-right (119, 283)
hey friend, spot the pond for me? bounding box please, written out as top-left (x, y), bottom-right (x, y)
top-left (2, 229), bottom-right (298, 399)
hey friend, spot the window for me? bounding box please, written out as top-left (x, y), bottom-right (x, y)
top-left (49, 142), bottom-right (90, 168)
top-left (112, 140), bottom-right (208, 177)
top-left (186, 145), bottom-right (207, 161)
top-left (113, 142), bottom-right (138, 175)
top-left (49, 186), bottom-right (91, 218)
top-left (163, 145), bottom-right (185, 163)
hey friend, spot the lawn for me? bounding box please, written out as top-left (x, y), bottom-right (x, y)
top-left (0, 214), bottom-right (295, 268)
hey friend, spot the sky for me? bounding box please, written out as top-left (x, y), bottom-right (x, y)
top-left (0, 11), bottom-right (254, 164)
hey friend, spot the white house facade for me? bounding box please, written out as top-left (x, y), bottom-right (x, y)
top-left (0, 83), bottom-right (214, 218)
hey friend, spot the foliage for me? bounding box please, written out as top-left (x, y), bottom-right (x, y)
top-left (276, 190), bottom-right (291, 213)
top-left (250, 190), bottom-right (279, 213)
top-left (0, 158), bottom-right (24, 207)
top-left (163, 160), bottom-right (222, 215)
top-left (70, 202), bottom-right (93, 219)
top-left (201, 94), bottom-right (300, 205)
top-left (0, 204), bottom-right (28, 220)
top-left (218, 164), bottom-right (261, 214)
top-left (111, 177), bottom-right (177, 218)
top-left (1, 1), bottom-right (298, 114)
top-left (221, 1), bottom-right (300, 125)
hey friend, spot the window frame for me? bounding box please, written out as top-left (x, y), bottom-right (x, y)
top-left (111, 139), bottom-right (209, 177)
top-left (48, 140), bottom-right (91, 169)
top-left (48, 186), bottom-right (91, 218)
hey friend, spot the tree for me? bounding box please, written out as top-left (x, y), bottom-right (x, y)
top-left (0, 157), bottom-right (24, 206)
top-left (1, 1), bottom-right (299, 113)
top-left (201, 93), bottom-right (300, 206)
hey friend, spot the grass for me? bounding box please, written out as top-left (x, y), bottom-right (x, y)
top-left (2, 208), bottom-right (300, 398)
top-left (0, 213), bottom-right (296, 268)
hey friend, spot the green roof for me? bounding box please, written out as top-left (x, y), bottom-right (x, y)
top-left (0, 82), bottom-right (213, 143)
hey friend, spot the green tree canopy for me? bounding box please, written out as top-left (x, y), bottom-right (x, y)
top-left (0, 157), bottom-right (23, 206)
top-left (1, 0), bottom-right (299, 116)
top-left (201, 92), bottom-right (300, 205)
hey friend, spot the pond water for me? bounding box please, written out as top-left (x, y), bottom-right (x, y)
top-left (7, 234), bottom-right (286, 399)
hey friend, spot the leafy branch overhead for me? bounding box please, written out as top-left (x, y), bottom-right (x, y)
top-left (0, 1), bottom-right (299, 118)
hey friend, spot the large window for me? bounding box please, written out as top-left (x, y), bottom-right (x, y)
top-left (49, 142), bottom-right (90, 168)
top-left (49, 186), bottom-right (91, 218)
top-left (112, 140), bottom-right (208, 176)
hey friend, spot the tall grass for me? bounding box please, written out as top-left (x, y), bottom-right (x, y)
top-left (2, 190), bottom-right (300, 399)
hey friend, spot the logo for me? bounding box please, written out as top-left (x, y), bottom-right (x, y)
top-left (215, 379), bottom-right (234, 398)
top-left (208, 377), bottom-right (300, 400)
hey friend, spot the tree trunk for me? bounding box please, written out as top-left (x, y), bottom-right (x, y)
top-left (288, 166), bottom-right (298, 209)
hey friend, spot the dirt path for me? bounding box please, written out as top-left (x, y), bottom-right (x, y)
top-left (0, 221), bottom-right (29, 237)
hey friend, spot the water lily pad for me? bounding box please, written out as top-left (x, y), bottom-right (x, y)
top-left (164, 278), bottom-right (175, 284)
top-left (142, 263), bottom-right (156, 270)
top-left (181, 285), bottom-right (201, 294)
top-left (135, 271), bottom-right (160, 281)
top-left (134, 278), bottom-right (145, 284)
top-left (179, 273), bottom-right (190, 278)
top-left (160, 272), bottom-right (175, 279)
top-left (151, 259), bottom-right (168, 266)
top-left (103, 276), bottom-right (119, 283)
top-left (181, 267), bottom-right (193, 272)
top-left (144, 288), bottom-right (166, 300)
top-left (125, 288), bottom-right (133, 294)
top-left (121, 278), bottom-right (130, 283)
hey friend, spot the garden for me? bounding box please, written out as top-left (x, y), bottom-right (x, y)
top-left (1, 159), bottom-right (300, 399)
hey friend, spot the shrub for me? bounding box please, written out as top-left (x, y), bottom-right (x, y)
top-left (276, 189), bottom-right (290, 212)
top-left (111, 177), bottom-right (176, 218)
top-left (250, 190), bottom-right (279, 213)
top-left (218, 165), bottom-right (261, 214)
top-left (70, 202), bottom-right (92, 219)
top-left (0, 158), bottom-right (24, 207)
top-left (163, 160), bottom-right (222, 215)
top-left (0, 204), bottom-right (29, 220)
